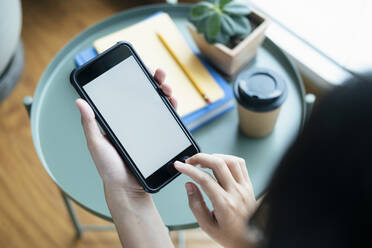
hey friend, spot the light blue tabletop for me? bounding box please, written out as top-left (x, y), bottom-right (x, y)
top-left (30, 4), bottom-right (306, 230)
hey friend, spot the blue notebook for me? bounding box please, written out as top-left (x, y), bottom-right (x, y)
top-left (74, 15), bottom-right (235, 132)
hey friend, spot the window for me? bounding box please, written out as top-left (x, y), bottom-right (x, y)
top-left (251, 0), bottom-right (372, 87)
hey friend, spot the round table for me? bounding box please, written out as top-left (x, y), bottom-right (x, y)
top-left (30, 3), bottom-right (306, 230)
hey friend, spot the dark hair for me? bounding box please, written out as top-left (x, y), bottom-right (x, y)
top-left (258, 74), bottom-right (372, 248)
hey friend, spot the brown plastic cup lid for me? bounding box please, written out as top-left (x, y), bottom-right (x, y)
top-left (234, 68), bottom-right (288, 112)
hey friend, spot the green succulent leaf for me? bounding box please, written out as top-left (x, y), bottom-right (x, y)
top-left (206, 13), bottom-right (221, 40)
top-left (205, 33), bottom-right (216, 44)
top-left (215, 30), bottom-right (230, 44)
top-left (230, 15), bottom-right (252, 36)
top-left (219, 0), bottom-right (233, 8)
top-left (191, 0), bottom-right (254, 45)
top-left (191, 18), bottom-right (208, 34)
top-left (223, 2), bottom-right (251, 16)
top-left (220, 14), bottom-right (235, 36)
top-left (190, 2), bottom-right (214, 21)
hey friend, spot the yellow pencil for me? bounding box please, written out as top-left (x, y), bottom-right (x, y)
top-left (157, 33), bottom-right (211, 104)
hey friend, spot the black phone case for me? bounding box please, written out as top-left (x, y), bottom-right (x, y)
top-left (70, 42), bottom-right (200, 193)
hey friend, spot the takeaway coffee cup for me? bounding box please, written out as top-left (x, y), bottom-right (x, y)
top-left (234, 68), bottom-right (288, 138)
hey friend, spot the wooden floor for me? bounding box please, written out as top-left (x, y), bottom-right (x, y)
top-left (0, 0), bottom-right (218, 247)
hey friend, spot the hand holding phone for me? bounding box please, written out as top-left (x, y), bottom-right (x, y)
top-left (71, 42), bottom-right (200, 193)
top-left (75, 69), bottom-right (178, 195)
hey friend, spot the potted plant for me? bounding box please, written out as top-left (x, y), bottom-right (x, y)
top-left (187, 0), bottom-right (270, 76)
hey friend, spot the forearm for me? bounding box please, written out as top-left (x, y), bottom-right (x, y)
top-left (104, 186), bottom-right (174, 248)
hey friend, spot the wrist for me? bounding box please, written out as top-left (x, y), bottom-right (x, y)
top-left (103, 183), bottom-right (173, 248)
top-left (103, 182), bottom-right (153, 209)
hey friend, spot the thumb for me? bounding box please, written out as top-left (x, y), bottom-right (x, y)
top-left (185, 182), bottom-right (214, 231)
top-left (75, 99), bottom-right (103, 145)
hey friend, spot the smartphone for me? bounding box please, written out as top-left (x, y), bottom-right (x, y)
top-left (70, 42), bottom-right (200, 193)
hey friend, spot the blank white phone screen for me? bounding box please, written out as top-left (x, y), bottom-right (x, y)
top-left (83, 56), bottom-right (191, 178)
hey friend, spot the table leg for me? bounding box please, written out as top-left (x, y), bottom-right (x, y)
top-left (61, 191), bottom-right (83, 237)
top-left (178, 230), bottom-right (186, 248)
top-left (61, 191), bottom-right (117, 237)
top-left (305, 93), bottom-right (316, 122)
top-left (23, 96), bottom-right (33, 116)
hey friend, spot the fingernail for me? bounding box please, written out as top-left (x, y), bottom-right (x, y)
top-left (75, 99), bottom-right (82, 107)
top-left (185, 183), bottom-right (194, 195)
top-left (174, 161), bottom-right (184, 169)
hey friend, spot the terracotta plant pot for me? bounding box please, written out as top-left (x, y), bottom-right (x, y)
top-left (187, 9), bottom-right (270, 76)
